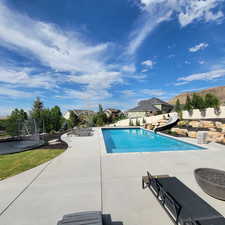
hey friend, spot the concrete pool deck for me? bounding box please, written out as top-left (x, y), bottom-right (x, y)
top-left (0, 128), bottom-right (225, 225)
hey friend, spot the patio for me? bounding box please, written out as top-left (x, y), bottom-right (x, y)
top-left (0, 128), bottom-right (225, 225)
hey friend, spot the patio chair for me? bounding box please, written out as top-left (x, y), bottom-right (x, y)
top-left (77, 129), bottom-right (92, 136)
top-left (142, 171), bottom-right (225, 225)
top-left (57, 211), bottom-right (104, 225)
top-left (57, 211), bottom-right (123, 225)
top-left (79, 127), bottom-right (93, 132)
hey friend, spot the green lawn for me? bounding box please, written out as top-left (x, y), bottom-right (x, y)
top-left (0, 149), bottom-right (65, 180)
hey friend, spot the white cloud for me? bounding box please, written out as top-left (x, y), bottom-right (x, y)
top-left (176, 69), bottom-right (225, 85)
top-left (127, 0), bottom-right (223, 55)
top-left (141, 69), bottom-right (148, 73)
top-left (199, 60), bottom-right (206, 64)
top-left (184, 60), bottom-right (191, 64)
top-left (178, 0), bottom-right (224, 27)
top-left (126, 7), bottom-right (172, 55)
top-left (0, 66), bottom-right (58, 88)
top-left (189, 42), bottom-right (208, 52)
top-left (141, 59), bottom-right (155, 68)
top-left (121, 88), bottom-right (165, 98)
top-left (0, 3), bottom-right (108, 74)
top-left (121, 90), bottom-right (136, 97)
top-left (205, 10), bottom-right (224, 22)
top-left (61, 88), bottom-right (112, 100)
top-left (122, 64), bottom-right (136, 73)
top-left (0, 86), bottom-right (33, 98)
top-left (68, 71), bottom-right (122, 90)
top-left (0, 2), bottom-right (129, 103)
top-left (130, 74), bottom-right (147, 80)
top-left (141, 89), bottom-right (165, 96)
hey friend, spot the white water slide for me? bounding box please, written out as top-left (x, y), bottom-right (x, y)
top-left (153, 114), bottom-right (180, 133)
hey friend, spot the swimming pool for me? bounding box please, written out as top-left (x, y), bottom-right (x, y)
top-left (102, 128), bottom-right (204, 153)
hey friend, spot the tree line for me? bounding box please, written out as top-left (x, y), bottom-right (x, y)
top-left (175, 93), bottom-right (220, 112)
top-left (1, 97), bottom-right (65, 136)
top-left (0, 99), bottom-right (126, 137)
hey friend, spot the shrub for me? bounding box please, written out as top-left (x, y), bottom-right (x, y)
top-left (184, 96), bottom-right (192, 111)
top-left (142, 117), bottom-right (146, 124)
top-left (175, 99), bottom-right (182, 112)
top-left (129, 119), bottom-right (134, 126)
top-left (136, 119), bottom-right (140, 126)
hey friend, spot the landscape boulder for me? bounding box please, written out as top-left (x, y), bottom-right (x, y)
top-left (207, 131), bottom-right (224, 142)
top-left (188, 131), bottom-right (197, 138)
top-left (200, 121), bottom-right (215, 129)
top-left (171, 128), bottom-right (188, 136)
top-left (189, 121), bottom-right (200, 128)
top-left (215, 122), bottom-right (223, 129)
top-left (146, 124), bottom-right (154, 130)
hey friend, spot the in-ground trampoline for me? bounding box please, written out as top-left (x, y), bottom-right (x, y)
top-left (0, 119), bottom-right (44, 155)
top-left (0, 139), bottom-right (45, 155)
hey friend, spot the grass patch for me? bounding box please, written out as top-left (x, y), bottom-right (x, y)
top-left (0, 149), bottom-right (65, 180)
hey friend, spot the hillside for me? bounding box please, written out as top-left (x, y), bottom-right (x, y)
top-left (169, 85), bottom-right (225, 105)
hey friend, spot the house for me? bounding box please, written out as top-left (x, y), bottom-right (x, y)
top-left (127, 97), bottom-right (173, 118)
top-left (64, 110), bottom-right (95, 120)
top-left (104, 108), bottom-right (123, 119)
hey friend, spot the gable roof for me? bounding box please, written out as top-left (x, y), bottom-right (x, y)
top-left (138, 97), bottom-right (170, 106)
top-left (128, 104), bottom-right (159, 112)
top-left (127, 97), bottom-right (172, 112)
top-left (72, 110), bottom-right (95, 116)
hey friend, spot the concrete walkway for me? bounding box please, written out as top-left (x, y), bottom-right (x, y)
top-left (0, 128), bottom-right (225, 225)
top-left (0, 132), bottom-right (102, 225)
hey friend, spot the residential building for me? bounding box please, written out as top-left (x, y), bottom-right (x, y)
top-left (127, 97), bottom-right (173, 118)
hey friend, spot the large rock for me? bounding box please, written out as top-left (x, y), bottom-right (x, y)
top-left (189, 121), bottom-right (200, 128)
top-left (178, 120), bottom-right (188, 127)
top-left (215, 122), bottom-right (223, 129)
top-left (221, 124), bottom-right (225, 134)
top-left (146, 124), bottom-right (154, 130)
top-left (171, 128), bottom-right (188, 136)
top-left (200, 121), bottom-right (215, 129)
top-left (209, 128), bottom-right (217, 132)
top-left (188, 131), bottom-right (197, 138)
top-left (207, 131), bottom-right (224, 142)
top-left (221, 138), bottom-right (225, 144)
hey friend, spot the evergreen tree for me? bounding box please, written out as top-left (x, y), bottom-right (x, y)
top-left (129, 119), bottom-right (134, 126)
top-left (136, 119), bottom-right (140, 126)
top-left (183, 96), bottom-right (192, 111)
top-left (40, 109), bottom-right (52, 133)
top-left (69, 110), bottom-right (79, 127)
top-left (191, 94), bottom-right (205, 110)
top-left (6, 109), bottom-right (28, 136)
top-left (50, 106), bottom-right (62, 131)
top-left (31, 97), bottom-right (44, 123)
top-left (175, 99), bottom-right (182, 112)
top-left (142, 117), bottom-right (146, 124)
top-left (204, 93), bottom-right (220, 108)
top-left (98, 104), bottom-right (103, 113)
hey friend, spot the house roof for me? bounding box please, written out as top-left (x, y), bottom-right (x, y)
top-left (127, 97), bottom-right (172, 112)
top-left (138, 97), bottom-right (171, 106)
top-left (72, 110), bottom-right (95, 116)
top-left (128, 104), bottom-right (159, 112)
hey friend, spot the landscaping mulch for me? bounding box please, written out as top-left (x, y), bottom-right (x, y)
top-left (41, 140), bottom-right (68, 150)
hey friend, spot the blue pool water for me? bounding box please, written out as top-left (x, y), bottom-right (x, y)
top-left (102, 128), bottom-right (204, 153)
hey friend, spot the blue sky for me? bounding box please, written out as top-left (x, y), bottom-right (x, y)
top-left (1, 0), bottom-right (225, 115)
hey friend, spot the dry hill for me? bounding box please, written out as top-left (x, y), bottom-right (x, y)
top-left (169, 85), bottom-right (225, 105)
